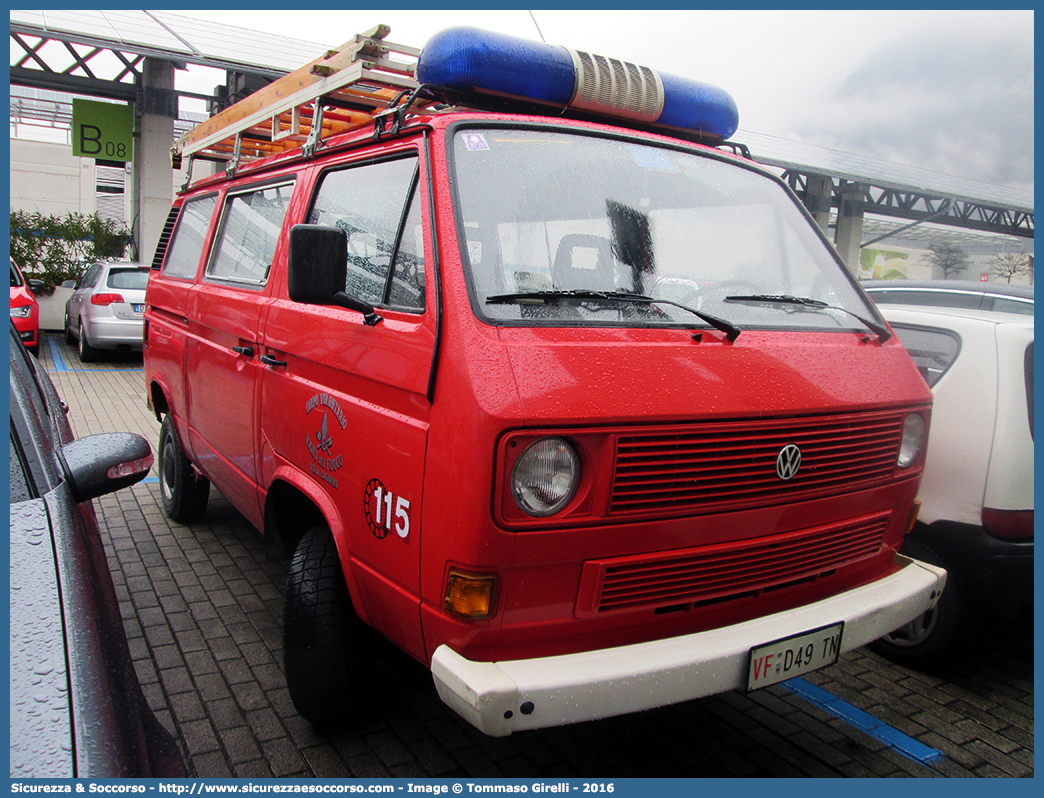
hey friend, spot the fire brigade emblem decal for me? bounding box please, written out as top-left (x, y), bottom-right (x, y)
top-left (305, 392), bottom-right (347, 488)
top-left (776, 444), bottom-right (802, 481)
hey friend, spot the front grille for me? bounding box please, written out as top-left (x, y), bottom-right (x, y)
top-left (609, 411), bottom-right (906, 518)
top-left (579, 512), bottom-right (890, 615)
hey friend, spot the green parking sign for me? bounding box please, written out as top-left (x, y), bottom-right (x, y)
top-left (72, 98), bottom-right (133, 161)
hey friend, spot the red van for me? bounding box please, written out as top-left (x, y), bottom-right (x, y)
top-left (144, 26), bottom-right (945, 735)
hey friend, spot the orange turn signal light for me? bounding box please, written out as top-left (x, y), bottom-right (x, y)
top-left (903, 500), bottom-right (922, 537)
top-left (445, 569), bottom-right (497, 619)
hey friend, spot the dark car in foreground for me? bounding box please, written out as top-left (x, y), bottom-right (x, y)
top-left (9, 322), bottom-right (186, 777)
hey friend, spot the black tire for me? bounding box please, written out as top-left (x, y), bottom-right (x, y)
top-left (158, 415), bottom-right (210, 523)
top-left (284, 525), bottom-right (370, 726)
top-left (77, 319), bottom-right (99, 362)
top-left (64, 312), bottom-right (75, 345)
top-left (869, 538), bottom-right (963, 668)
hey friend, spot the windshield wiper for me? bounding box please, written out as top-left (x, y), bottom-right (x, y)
top-left (724, 294), bottom-right (891, 342)
top-left (486, 290), bottom-right (741, 341)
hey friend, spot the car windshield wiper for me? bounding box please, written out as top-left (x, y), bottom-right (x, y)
top-left (724, 294), bottom-right (891, 342)
top-left (486, 290), bottom-right (741, 341)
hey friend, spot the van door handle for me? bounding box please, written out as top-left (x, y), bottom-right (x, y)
top-left (260, 354), bottom-right (288, 368)
top-left (233, 345), bottom-right (254, 357)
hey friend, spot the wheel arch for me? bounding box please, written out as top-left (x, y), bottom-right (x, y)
top-left (264, 467), bottom-right (371, 625)
top-left (148, 379), bottom-right (171, 423)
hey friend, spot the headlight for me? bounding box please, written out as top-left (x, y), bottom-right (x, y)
top-left (511, 437), bottom-right (580, 516)
top-left (897, 414), bottom-right (927, 468)
top-left (10, 305), bottom-right (32, 318)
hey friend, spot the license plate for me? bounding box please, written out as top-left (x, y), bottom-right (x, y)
top-left (747, 622), bottom-right (843, 690)
top-left (132, 304), bottom-right (145, 313)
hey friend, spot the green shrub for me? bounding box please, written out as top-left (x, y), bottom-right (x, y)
top-left (10, 210), bottom-right (132, 294)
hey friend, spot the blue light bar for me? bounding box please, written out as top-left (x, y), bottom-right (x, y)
top-left (417, 27), bottom-right (739, 140)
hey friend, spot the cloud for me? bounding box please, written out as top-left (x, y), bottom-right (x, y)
top-left (795, 32), bottom-right (1034, 193)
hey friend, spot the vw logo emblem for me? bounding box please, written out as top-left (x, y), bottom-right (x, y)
top-left (776, 444), bottom-right (802, 481)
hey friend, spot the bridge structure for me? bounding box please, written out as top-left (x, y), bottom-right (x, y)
top-left (10, 9), bottom-right (1034, 271)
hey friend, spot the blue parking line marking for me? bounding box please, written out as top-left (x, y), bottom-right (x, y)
top-left (43, 333), bottom-right (140, 372)
top-left (784, 677), bottom-right (944, 765)
top-left (46, 334), bottom-right (69, 371)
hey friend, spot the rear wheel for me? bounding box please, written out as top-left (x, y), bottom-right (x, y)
top-left (284, 525), bottom-right (370, 726)
top-left (869, 538), bottom-right (963, 667)
top-left (158, 415), bottom-right (210, 522)
top-left (77, 319), bottom-right (99, 362)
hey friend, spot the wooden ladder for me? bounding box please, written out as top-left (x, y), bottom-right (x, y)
top-left (173, 24), bottom-right (421, 178)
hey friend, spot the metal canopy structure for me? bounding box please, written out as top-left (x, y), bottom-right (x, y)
top-left (10, 9), bottom-right (1034, 249)
top-left (741, 130), bottom-right (1034, 241)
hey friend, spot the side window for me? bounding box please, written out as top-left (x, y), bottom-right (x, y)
top-left (387, 191), bottom-right (425, 310)
top-left (1025, 341), bottom-right (1034, 440)
top-left (308, 156), bottom-right (424, 311)
top-left (989, 297), bottom-right (1035, 316)
top-left (890, 323), bottom-right (961, 387)
top-left (80, 265), bottom-right (100, 288)
top-left (207, 181), bottom-right (295, 286)
top-left (163, 195), bottom-right (218, 279)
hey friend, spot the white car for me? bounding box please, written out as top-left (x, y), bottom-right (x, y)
top-left (871, 305), bottom-right (1033, 665)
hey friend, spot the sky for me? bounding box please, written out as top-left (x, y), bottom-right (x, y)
top-left (178, 8), bottom-right (1033, 195)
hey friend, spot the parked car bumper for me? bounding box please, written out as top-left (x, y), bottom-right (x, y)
top-left (83, 316), bottom-right (144, 349)
top-left (431, 554), bottom-right (947, 736)
top-left (919, 520), bottom-right (1033, 590)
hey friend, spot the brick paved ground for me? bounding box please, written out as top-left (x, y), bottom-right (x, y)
top-left (39, 333), bottom-right (1033, 778)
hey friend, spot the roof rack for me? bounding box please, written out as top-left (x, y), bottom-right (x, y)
top-left (173, 24), bottom-right (422, 181)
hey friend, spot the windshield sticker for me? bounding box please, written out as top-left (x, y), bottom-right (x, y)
top-left (630, 144), bottom-right (678, 172)
top-left (461, 132), bottom-right (490, 151)
top-left (364, 478), bottom-right (412, 542)
top-left (305, 392), bottom-right (346, 488)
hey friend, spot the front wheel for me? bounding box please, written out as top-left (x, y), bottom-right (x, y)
top-left (284, 525), bottom-right (370, 726)
top-left (158, 415), bottom-right (210, 522)
top-left (869, 538), bottom-right (962, 667)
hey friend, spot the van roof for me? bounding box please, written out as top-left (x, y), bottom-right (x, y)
top-left (173, 24), bottom-right (743, 191)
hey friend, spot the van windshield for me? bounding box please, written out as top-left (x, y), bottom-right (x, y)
top-left (451, 127), bottom-right (880, 333)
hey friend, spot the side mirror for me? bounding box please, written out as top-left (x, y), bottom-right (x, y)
top-left (60, 279), bottom-right (77, 289)
top-left (29, 279), bottom-right (46, 293)
top-left (288, 224), bottom-right (347, 304)
top-left (58, 432), bottom-right (154, 503)
top-left (288, 224), bottom-right (382, 326)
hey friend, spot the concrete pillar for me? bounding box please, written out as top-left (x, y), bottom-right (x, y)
top-left (834, 183), bottom-right (866, 274)
top-left (132, 58), bottom-right (176, 264)
top-left (803, 175), bottom-right (834, 236)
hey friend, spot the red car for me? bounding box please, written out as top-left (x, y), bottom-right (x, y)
top-left (10, 257), bottom-right (41, 355)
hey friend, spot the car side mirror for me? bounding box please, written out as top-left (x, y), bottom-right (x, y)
top-left (61, 279), bottom-right (77, 289)
top-left (288, 224), bottom-right (382, 326)
top-left (29, 279), bottom-right (46, 293)
top-left (288, 224), bottom-right (347, 303)
top-left (58, 432), bottom-right (154, 503)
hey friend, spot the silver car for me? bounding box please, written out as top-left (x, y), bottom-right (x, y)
top-left (64, 261), bottom-right (149, 362)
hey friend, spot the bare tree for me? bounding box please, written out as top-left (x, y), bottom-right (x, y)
top-left (925, 243), bottom-right (970, 280)
top-left (988, 252), bottom-right (1032, 283)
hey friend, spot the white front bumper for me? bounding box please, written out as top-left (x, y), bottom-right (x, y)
top-left (431, 554), bottom-right (946, 736)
